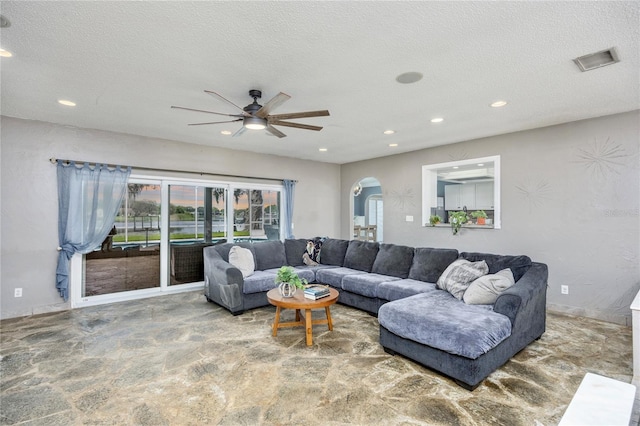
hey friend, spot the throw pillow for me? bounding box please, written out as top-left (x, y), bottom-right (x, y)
top-left (463, 268), bottom-right (515, 305)
top-left (228, 246), bottom-right (255, 278)
top-left (302, 238), bottom-right (324, 266)
top-left (436, 259), bottom-right (489, 300)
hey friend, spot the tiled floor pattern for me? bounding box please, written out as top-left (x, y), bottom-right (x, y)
top-left (0, 291), bottom-right (633, 425)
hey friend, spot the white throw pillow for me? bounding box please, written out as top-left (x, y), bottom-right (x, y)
top-left (436, 259), bottom-right (489, 300)
top-left (228, 246), bottom-right (255, 278)
top-left (463, 268), bottom-right (515, 305)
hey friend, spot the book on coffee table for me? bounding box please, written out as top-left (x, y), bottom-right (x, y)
top-left (304, 285), bottom-right (330, 300)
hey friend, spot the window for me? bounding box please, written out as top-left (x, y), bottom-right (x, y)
top-left (77, 175), bottom-right (283, 306)
top-left (422, 155), bottom-right (501, 229)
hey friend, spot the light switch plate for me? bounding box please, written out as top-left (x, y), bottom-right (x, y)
top-left (406, 215), bottom-right (414, 222)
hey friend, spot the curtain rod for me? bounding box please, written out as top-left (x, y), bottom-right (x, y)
top-left (49, 158), bottom-right (296, 183)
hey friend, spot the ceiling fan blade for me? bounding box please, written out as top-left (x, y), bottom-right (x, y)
top-left (204, 90), bottom-right (251, 116)
top-left (171, 105), bottom-right (244, 118)
top-left (270, 120), bottom-right (323, 131)
top-left (255, 92), bottom-right (291, 118)
top-left (266, 125), bottom-right (287, 138)
top-left (188, 119), bottom-right (243, 126)
top-left (232, 126), bottom-right (247, 138)
top-left (268, 110), bottom-right (330, 120)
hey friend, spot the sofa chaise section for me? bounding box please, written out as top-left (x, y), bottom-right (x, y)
top-left (378, 260), bottom-right (548, 390)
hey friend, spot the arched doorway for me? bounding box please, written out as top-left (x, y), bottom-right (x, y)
top-left (352, 177), bottom-right (382, 242)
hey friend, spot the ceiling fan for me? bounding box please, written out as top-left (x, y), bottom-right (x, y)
top-left (171, 89), bottom-right (330, 138)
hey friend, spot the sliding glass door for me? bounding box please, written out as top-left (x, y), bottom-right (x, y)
top-left (83, 181), bottom-right (161, 297)
top-left (77, 176), bottom-right (283, 306)
top-left (168, 184), bottom-right (227, 285)
top-left (232, 187), bottom-right (281, 241)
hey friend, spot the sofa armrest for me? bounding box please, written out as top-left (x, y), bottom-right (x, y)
top-left (204, 247), bottom-right (243, 284)
top-left (494, 262), bottom-right (548, 329)
top-left (203, 246), bottom-right (245, 312)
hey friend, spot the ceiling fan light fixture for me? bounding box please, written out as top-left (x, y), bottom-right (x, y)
top-left (244, 116), bottom-right (267, 130)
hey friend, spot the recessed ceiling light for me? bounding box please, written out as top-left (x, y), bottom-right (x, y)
top-left (58, 99), bottom-right (76, 107)
top-left (319, 148), bottom-right (328, 152)
top-left (453, 166), bottom-right (459, 169)
top-left (0, 49), bottom-right (13, 58)
top-left (490, 100), bottom-right (508, 108)
top-left (396, 72), bottom-right (423, 84)
top-left (220, 130), bottom-right (232, 135)
top-left (430, 117), bottom-right (444, 123)
top-left (383, 130), bottom-right (395, 135)
top-left (389, 143), bottom-right (398, 147)
top-left (477, 163), bottom-right (484, 167)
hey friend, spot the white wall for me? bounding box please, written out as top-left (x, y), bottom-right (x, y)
top-left (0, 116), bottom-right (341, 319)
top-left (341, 111), bottom-right (640, 325)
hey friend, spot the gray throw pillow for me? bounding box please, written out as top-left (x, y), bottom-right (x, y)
top-left (371, 243), bottom-right (414, 278)
top-left (436, 259), bottom-right (489, 300)
top-left (463, 268), bottom-right (515, 305)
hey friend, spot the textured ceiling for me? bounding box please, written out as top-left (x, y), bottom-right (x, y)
top-left (1, 1), bottom-right (638, 164)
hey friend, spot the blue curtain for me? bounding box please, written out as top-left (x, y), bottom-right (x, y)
top-left (283, 179), bottom-right (296, 239)
top-left (56, 161), bottom-right (131, 300)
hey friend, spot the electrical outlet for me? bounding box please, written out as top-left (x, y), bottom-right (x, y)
top-left (406, 215), bottom-right (414, 222)
top-left (14, 288), bottom-right (22, 298)
top-left (561, 285), bottom-right (569, 295)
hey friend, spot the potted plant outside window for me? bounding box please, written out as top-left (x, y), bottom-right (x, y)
top-left (429, 215), bottom-right (442, 227)
top-left (471, 210), bottom-right (488, 225)
top-left (274, 266), bottom-right (308, 297)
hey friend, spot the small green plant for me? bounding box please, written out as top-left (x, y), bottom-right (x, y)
top-left (274, 266), bottom-right (308, 289)
top-left (429, 215), bottom-right (442, 226)
top-left (470, 210), bottom-right (487, 219)
top-left (449, 211), bottom-right (469, 235)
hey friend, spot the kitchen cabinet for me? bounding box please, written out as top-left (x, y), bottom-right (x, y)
top-left (444, 182), bottom-right (493, 210)
top-left (444, 184), bottom-right (476, 210)
top-left (475, 182), bottom-right (494, 210)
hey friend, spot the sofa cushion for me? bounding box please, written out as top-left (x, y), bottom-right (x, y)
top-left (316, 267), bottom-right (366, 289)
top-left (252, 240), bottom-right (287, 271)
top-left (409, 248), bottom-right (459, 283)
top-left (320, 238), bottom-right (350, 266)
top-left (342, 273), bottom-right (400, 298)
top-left (242, 270), bottom-right (278, 294)
top-left (371, 243), bottom-right (415, 279)
top-left (464, 269), bottom-right (516, 305)
top-left (344, 240), bottom-right (380, 272)
top-left (284, 238), bottom-right (308, 267)
top-left (377, 279), bottom-right (439, 302)
top-left (228, 246), bottom-right (255, 278)
top-left (460, 252), bottom-right (532, 281)
top-left (436, 259), bottom-right (489, 300)
top-left (378, 292), bottom-right (512, 359)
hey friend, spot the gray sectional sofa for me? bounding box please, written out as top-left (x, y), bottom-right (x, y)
top-left (203, 238), bottom-right (548, 390)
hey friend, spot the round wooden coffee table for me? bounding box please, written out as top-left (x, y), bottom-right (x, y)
top-left (266, 287), bottom-right (339, 346)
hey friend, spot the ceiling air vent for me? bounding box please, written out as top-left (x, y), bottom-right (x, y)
top-left (573, 47), bottom-right (620, 72)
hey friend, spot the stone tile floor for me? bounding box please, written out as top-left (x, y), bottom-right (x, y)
top-left (0, 291), bottom-right (634, 425)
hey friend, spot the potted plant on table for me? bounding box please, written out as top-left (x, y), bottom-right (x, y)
top-left (449, 211), bottom-right (468, 235)
top-left (471, 210), bottom-right (488, 225)
top-left (275, 266), bottom-right (308, 298)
